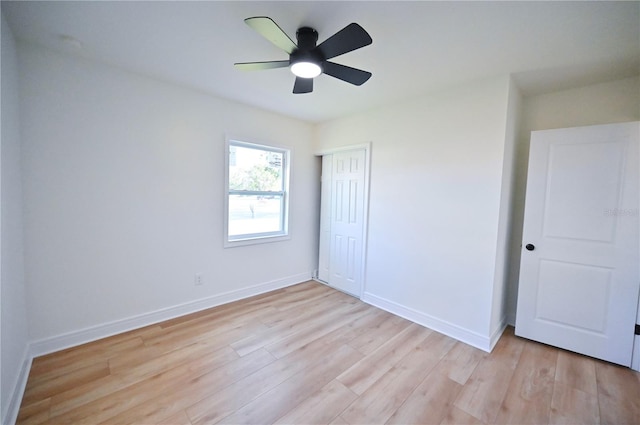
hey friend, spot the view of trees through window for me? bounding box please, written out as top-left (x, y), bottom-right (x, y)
top-left (228, 142), bottom-right (287, 240)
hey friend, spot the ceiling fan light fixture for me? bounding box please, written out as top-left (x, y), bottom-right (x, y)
top-left (291, 61), bottom-right (322, 78)
top-left (236, 17), bottom-right (373, 93)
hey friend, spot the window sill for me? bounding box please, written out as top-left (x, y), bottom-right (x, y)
top-left (224, 233), bottom-right (291, 248)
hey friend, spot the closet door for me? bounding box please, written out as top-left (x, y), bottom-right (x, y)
top-left (328, 149), bottom-right (367, 296)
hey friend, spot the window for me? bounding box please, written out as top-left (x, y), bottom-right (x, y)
top-left (225, 138), bottom-right (290, 247)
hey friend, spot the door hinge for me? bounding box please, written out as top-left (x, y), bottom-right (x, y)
top-left (636, 324), bottom-right (640, 335)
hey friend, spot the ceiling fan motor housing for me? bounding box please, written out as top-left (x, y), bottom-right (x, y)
top-left (290, 27), bottom-right (324, 69)
top-left (296, 27), bottom-right (318, 49)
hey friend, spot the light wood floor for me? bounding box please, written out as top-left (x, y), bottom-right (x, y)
top-left (17, 281), bottom-right (640, 425)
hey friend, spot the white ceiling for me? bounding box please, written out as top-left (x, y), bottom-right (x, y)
top-left (3, 1), bottom-right (639, 123)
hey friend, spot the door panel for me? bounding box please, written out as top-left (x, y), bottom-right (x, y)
top-left (516, 122), bottom-right (639, 366)
top-left (329, 149), bottom-right (366, 296)
top-left (542, 141), bottom-right (625, 241)
top-left (535, 260), bottom-right (611, 332)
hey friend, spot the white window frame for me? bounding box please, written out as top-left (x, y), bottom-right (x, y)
top-left (224, 136), bottom-right (291, 248)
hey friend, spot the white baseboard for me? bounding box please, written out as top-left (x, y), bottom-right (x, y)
top-left (3, 347), bottom-right (32, 425)
top-left (30, 272), bottom-right (311, 357)
top-left (361, 292), bottom-right (496, 352)
top-left (489, 319), bottom-right (508, 351)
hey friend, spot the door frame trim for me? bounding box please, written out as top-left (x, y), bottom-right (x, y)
top-left (315, 142), bottom-right (372, 298)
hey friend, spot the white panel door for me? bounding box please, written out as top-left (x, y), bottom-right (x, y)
top-left (328, 149), bottom-right (366, 296)
top-left (516, 122), bottom-right (639, 366)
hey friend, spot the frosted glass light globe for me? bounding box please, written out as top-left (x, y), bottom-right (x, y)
top-left (291, 61), bottom-right (321, 78)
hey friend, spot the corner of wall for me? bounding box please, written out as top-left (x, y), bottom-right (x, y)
top-left (489, 76), bottom-right (523, 340)
top-left (2, 348), bottom-right (32, 425)
top-left (632, 335), bottom-right (640, 372)
top-left (1, 11), bottom-right (31, 425)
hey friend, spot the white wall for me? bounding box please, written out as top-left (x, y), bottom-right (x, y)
top-left (1, 13), bottom-right (30, 425)
top-left (506, 76), bottom-right (640, 323)
top-left (18, 43), bottom-right (319, 347)
top-left (315, 76), bottom-right (513, 349)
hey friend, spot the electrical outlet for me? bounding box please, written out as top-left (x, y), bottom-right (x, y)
top-left (194, 273), bottom-right (203, 286)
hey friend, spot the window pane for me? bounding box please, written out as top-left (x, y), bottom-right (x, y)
top-left (229, 145), bottom-right (283, 192)
top-left (228, 194), bottom-right (283, 237)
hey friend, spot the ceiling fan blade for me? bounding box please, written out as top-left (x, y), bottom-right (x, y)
top-left (234, 60), bottom-right (290, 71)
top-left (317, 23), bottom-right (372, 60)
top-left (245, 17), bottom-right (297, 54)
top-left (293, 77), bottom-right (313, 94)
top-left (323, 61), bottom-right (372, 86)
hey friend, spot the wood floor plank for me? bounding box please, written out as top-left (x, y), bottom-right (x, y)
top-left (453, 332), bottom-right (523, 424)
top-left (16, 398), bottom-right (50, 425)
top-left (160, 288), bottom-right (288, 328)
top-left (347, 313), bottom-right (410, 355)
top-left (26, 357), bottom-right (120, 393)
top-left (386, 370), bottom-right (462, 425)
top-left (493, 340), bottom-right (557, 425)
top-left (108, 322), bottom-right (255, 373)
top-left (548, 382), bottom-right (600, 425)
top-left (336, 322), bottom-right (431, 395)
top-left (22, 361), bottom-right (111, 407)
top-left (110, 343), bottom-right (239, 382)
top-left (258, 290), bottom-right (348, 328)
top-left (340, 331), bottom-right (455, 424)
top-left (98, 349), bottom-right (275, 425)
top-left (16, 283), bottom-right (640, 425)
top-left (436, 341), bottom-right (486, 385)
top-left (48, 344), bottom-right (241, 421)
top-left (485, 327), bottom-right (525, 370)
top-left (219, 344), bottom-right (363, 424)
top-left (142, 312), bottom-right (268, 349)
top-left (273, 280), bottom-right (330, 298)
top-left (264, 302), bottom-right (371, 359)
top-left (319, 306), bottom-right (392, 348)
top-left (185, 325), bottom-right (364, 425)
top-left (156, 288), bottom-right (288, 330)
top-left (260, 305), bottom-right (392, 362)
top-left (247, 282), bottom-right (333, 315)
top-left (230, 292), bottom-right (357, 356)
top-left (273, 380), bottom-right (357, 425)
top-left (28, 336), bottom-right (146, 380)
top-left (330, 416), bottom-right (351, 425)
top-left (245, 302), bottom-right (388, 359)
top-left (157, 282), bottom-right (326, 331)
top-left (440, 406), bottom-right (486, 425)
top-left (161, 304), bottom-right (278, 338)
top-left (269, 284), bottom-right (349, 313)
top-left (554, 350), bottom-right (597, 396)
top-left (157, 410), bottom-right (193, 425)
top-left (595, 360), bottom-right (640, 425)
top-left (453, 360), bottom-right (514, 424)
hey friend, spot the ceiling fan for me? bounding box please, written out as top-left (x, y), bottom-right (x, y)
top-left (234, 17), bottom-right (373, 94)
